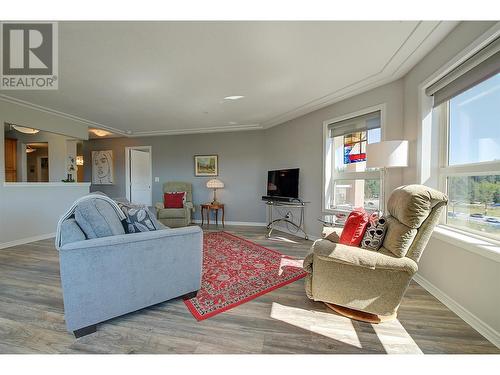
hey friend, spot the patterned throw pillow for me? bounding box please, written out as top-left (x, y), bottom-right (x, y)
top-left (117, 202), bottom-right (159, 233)
top-left (361, 213), bottom-right (387, 251)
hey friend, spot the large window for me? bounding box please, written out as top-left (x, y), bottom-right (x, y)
top-left (324, 110), bottom-right (382, 215)
top-left (439, 73), bottom-right (500, 240)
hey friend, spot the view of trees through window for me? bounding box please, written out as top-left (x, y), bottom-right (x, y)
top-left (444, 73), bottom-right (500, 239)
top-left (447, 175), bottom-right (500, 237)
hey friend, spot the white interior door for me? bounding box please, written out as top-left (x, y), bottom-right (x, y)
top-left (129, 149), bottom-right (152, 206)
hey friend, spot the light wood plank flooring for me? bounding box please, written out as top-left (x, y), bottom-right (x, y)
top-left (0, 225), bottom-right (497, 354)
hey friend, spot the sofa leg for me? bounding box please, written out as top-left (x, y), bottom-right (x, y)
top-left (73, 324), bottom-right (97, 338)
top-left (325, 303), bottom-right (397, 324)
top-left (183, 290), bottom-right (199, 300)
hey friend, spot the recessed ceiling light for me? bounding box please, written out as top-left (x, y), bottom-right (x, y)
top-left (224, 95), bottom-right (244, 100)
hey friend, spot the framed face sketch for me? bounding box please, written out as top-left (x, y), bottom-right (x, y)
top-left (92, 150), bottom-right (114, 184)
top-left (194, 155), bottom-right (218, 176)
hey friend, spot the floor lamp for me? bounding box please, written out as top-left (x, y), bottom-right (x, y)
top-left (366, 140), bottom-right (408, 213)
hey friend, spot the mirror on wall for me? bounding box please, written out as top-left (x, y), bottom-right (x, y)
top-left (4, 123), bottom-right (85, 183)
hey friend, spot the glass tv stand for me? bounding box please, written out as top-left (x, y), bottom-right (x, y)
top-left (264, 200), bottom-right (309, 240)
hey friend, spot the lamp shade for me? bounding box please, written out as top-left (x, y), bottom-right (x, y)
top-left (206, 178), bottom-right (224, 189)
top-left (366, 140), bottom-right (408, 169)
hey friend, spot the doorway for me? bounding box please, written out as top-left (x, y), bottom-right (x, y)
top-left (125, 146), bottom-right (152, 206)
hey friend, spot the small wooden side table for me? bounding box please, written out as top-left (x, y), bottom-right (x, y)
top-left (201, 203), bottom-right (225, 227)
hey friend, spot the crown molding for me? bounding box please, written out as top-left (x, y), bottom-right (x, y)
top-left (0, 21), bottom-right (458, 136)
top-left (129, 123), bottom-right (263, 137)
top-left (0, 94), bottom-right (129, 136)
top-left (261, 21), bottom-right (458, 129)
top-left (0, 94), bottom-right (262, 137)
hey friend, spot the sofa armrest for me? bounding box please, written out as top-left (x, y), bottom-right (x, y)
top-left (309, 239), bottom-right (418, 275)
top-left (154, 202), bottom-right (164, 212)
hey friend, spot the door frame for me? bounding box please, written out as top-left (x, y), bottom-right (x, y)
top-left (125, 146), bottom-right (152, 205)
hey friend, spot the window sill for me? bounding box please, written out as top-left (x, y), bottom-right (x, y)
top-left (432, 225), bottom-right (500, 263)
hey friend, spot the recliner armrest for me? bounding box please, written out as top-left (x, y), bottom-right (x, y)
top-left (308, 239), bottom-right (418, 275)
top-left (322, 227), bottom-right (342, 242)
top-left (184, 201), bottom-right (195, 212)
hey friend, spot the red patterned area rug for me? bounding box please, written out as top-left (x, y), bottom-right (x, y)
top-left (184, 231), bottom-right (307, 321)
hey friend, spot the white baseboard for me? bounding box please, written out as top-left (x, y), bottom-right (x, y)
top-left (414, 273), bottom-right (500, 349)
top-left (0, 232), bottom-right (56, 250)
top-left (192, 219), bottom-right (267, 227)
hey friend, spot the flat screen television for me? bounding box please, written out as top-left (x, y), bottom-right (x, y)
top-left (266, 168), bottom-right (299, 200)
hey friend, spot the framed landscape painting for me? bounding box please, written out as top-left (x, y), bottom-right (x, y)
top-left (194, 155), bottom-right (218, 176)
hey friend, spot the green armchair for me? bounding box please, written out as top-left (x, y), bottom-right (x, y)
top-left (155, 182), bottom-right (195, 228)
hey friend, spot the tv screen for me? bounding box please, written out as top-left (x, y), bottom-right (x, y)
top-left (267, 168), bottom-right (299, 199)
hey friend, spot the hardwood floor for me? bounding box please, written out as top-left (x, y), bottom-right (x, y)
top-left (0, 225), bottom-right (498, 354)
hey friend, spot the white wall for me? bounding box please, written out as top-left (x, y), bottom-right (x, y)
top-left (0, 99), bottom-right (90, 247)
top-left (417, 237), bottom-right (500, 337)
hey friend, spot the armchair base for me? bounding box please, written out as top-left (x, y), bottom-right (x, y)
top-left (325, 302), bottom-right (397, 324)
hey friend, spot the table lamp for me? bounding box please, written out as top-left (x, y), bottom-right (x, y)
top-left (366, 140), bottom-right (408, 212)
top-left (206, 178), bottom-right (224, 205)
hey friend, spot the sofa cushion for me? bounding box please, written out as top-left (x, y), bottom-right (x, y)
top-left (60, 218), bottom-right (86, 246)
top-left (118, 202), bottom-right (159, 233)
top-left (157, 207), bottom-right (187, 219)
top-left (382, 216), bottom-right (418, 257)
top-left (361, 213), bottom-right (387, 251)
top-left (387, 184), bottom-right (448, 229)
top-left (74, 198), bottom-right (126, 239)
top-left (339, 208), bottom-right (369, 247)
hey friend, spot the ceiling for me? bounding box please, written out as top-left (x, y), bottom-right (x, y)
top-left (0, 21), bottom-right (458, 136)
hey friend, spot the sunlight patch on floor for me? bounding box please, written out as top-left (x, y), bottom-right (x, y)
top-left (267, 236), bottom-right (299, 244)
top-left (370, 319), bottom-right (423, 354)
top-left (278, 258), bottom-right (304, 275)
top-left (270, 302), bottom-right (362, 348)
top-left (270, 303), bottom-right (423, 354)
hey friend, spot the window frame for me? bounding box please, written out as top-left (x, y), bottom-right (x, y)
top-left (322, 104), bottom-right (386, 215)
top-left (438, 100), bottom-right (500, 242)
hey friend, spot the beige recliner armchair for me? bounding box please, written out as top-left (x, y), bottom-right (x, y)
top-left (155, 182), bottom-right (195, 228)
top-left (304, 184), bottom-right (447, 322)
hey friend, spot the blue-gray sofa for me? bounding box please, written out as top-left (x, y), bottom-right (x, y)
top-left (55, 194), bottom-right (203, 337)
